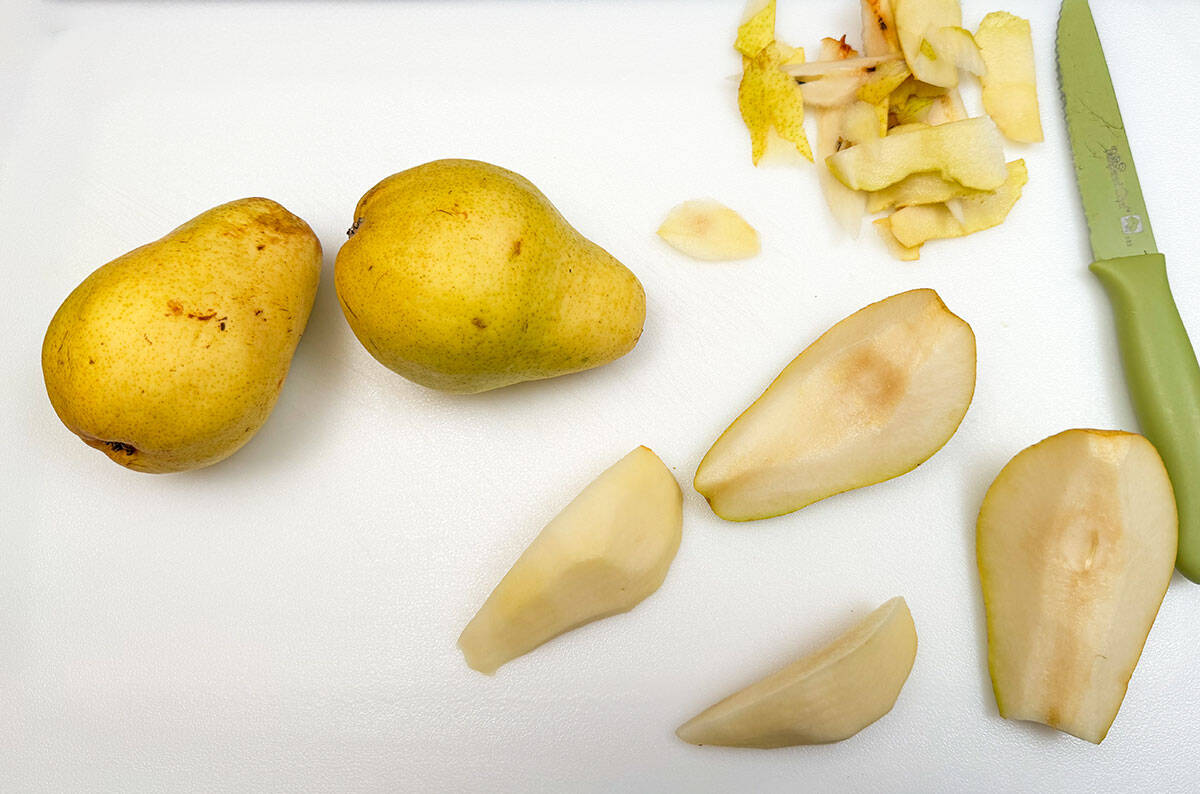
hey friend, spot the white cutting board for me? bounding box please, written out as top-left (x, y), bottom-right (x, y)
top-left (2, 1), bottom-right (1198, 791)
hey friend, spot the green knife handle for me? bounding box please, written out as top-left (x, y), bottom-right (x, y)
top-left (1091, 253), bottom-right (1200, 581)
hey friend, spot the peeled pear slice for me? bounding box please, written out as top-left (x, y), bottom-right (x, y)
top-left (657, 200), bottom-right (760, 261)
top-left (459, 447), bottom-right (683, 674)
top-left (861, 0), bottom-right (902, 57)
top-left (676, 597), bottom-right (917, 747)
top-left (975, 11), bottom-right (1043, 143)
top-left (978, 429), bottom-right (1177, 744)
top-left (888, 159), bottom-right (1027, 247)
top-left (826, 117), bottom-right (1006, 191)
top-left (694, 289), bottom-right (975, 521)
top-left (893, 0), bottom-right (962, 84)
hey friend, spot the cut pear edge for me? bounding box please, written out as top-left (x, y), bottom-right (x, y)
top-left (657, 200), bottom-right (760, 261)
top-left (458, 445), bottom-right (683, 675)
top-left (977, 429), bottom-right (1176, 744)
top-left (675, 597), bottom-right (917, 748)
top-left (693, 288), bottom-right (975, 521)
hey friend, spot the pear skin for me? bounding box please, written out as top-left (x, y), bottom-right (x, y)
top-left (42, 198), bottom-right (322, 473)
top-left (334, 159), bottom-right (646, 394)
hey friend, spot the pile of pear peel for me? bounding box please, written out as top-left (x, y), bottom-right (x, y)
top-left (38, 0), bottom-right (1181, 757)
top-left (688, 0), bottom-right (1042, 262)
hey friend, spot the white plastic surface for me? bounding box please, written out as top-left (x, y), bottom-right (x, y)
top-left (3, 1), bottom-right (1198, 791)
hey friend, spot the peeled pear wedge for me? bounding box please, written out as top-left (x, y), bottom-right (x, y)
top-left (826, 117), bottom-right (1007, 191)
top-left (694, 289), bottom-right (975, 521)
top-left (459, 447), bottom-right (683, 675)
top-left (676, 597), bottom-right (917, 748)
top-left (978, 429), bottom-right (1177, 744)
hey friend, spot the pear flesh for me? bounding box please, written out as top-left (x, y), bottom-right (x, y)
top-left (977, 429), bottom-right (1177, 744)
top-left (694, 288), bottom-right (975, 521)
top-left (676, 597), bottom-right (917, 748)
top-left (334, 159), bottom-right (646, 394)
top-left (41, 198), bottom-right (322, 473)
top-left (459, 447), bottom-right (683, 675)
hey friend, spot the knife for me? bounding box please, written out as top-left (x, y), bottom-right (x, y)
top-left (1058, 0), bottom-right (1200, 582)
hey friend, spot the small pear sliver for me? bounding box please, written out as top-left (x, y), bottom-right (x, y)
top-left (677, 597), bottom-right (917, 747)
top-left (459, 447), bottom-right (683, 675)
top-left (657, 200), bottom-right (761, 261)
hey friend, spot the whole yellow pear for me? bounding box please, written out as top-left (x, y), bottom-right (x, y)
top-left (42, 198), bottom-right (322, 473)
top-left (334, 159), bottom-right (646, 393)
